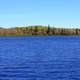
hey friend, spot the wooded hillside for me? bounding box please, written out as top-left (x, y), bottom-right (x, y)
top-left (0, 25), bottom-right (80, 36)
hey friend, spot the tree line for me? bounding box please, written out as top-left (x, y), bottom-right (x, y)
top-left (0, 25), bottom-right (80, 36)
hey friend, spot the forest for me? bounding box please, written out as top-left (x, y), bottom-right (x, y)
top-left (0, 25), bottom-right (79, 36)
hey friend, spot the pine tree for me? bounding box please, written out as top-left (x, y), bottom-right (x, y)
top-left (47, 25), bottom-right (51, 35)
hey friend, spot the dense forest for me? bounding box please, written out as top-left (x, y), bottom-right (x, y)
top-left (0, 25), bottom-right (80, 36)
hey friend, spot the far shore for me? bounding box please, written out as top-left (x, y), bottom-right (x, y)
top-left (0, 25), bottom-right (79, 36)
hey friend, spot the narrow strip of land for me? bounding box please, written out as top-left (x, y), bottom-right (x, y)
top-left (0, 25), bottom-right (79, 36)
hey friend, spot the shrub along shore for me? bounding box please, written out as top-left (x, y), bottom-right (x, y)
top-left (0, 25), bottom-right (80, 36)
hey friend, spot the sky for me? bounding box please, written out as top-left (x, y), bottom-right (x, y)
top-left (0, 0), bottom-right (80, 28)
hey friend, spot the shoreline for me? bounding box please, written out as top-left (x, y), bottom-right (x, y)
top-left (0, 25), bottom-right (80, 36)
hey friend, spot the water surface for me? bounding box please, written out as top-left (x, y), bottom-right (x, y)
top-left (0, 36), bottom-right (80, 80)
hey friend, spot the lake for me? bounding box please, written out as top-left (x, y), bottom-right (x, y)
top-left (0, 36), bottom-right (80, 80)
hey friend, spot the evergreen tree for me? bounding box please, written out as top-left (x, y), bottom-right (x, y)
top-left (47, 25), bottom-right (51, 35)
top-left (34, 26), bottom-right (38, 35)
top-left (76, 28), bottom-right (78, 35)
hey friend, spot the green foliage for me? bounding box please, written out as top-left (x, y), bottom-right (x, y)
top-left (0, 25), bottom-right (80, 36)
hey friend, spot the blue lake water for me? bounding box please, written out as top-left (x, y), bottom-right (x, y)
top-left (0, 36), bottom-right (80, 80)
